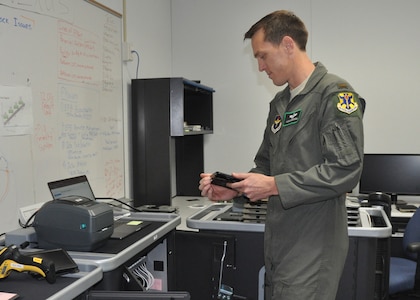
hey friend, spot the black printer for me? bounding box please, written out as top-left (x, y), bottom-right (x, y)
top-left (33, 196), bottom-right (114, 251)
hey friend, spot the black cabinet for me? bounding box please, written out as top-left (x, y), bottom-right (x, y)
top-left (131, 78), bottom-right (214, 207)
top-left (174, 229), bottom-right (390, 300)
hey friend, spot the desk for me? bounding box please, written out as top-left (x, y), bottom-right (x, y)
top-left (392, 204), bottom-right (416, 218)
top-left (390, 204), bottom-right (419, 236)
top-left (176, 200), bottom-right (392, 300)
top-left (0, 261), bottom-right (102, 300)
top-left (1, 211), bottom-right (181, 299)
top-left (171, 196), bottom-right (213, 231)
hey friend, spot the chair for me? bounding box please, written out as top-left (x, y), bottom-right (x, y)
top-left (389, 207), bottom-right (420, 297)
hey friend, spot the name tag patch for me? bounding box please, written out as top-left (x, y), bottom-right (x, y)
top-left (283, 109), bottom-right (302, 127)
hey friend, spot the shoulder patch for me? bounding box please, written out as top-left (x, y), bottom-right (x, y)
top-left (337, 92), bottom-right (358, 114)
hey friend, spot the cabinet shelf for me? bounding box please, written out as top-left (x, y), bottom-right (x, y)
top-left (171, 78), bottom-right (214, 136)
top-left (183, 129), bottom-right (213, 135)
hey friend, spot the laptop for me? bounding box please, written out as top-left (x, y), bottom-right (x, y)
top-left (48, 175), bottom-right (96, 201)
top-left (47, 175), bottom-right (150, 240)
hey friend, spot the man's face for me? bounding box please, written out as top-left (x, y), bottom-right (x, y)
top-left (251, 29), bottom-right (291, 87)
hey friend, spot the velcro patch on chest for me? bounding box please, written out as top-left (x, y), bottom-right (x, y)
top-left (271, 115), bottom-right (282, 133)
top-left (283, 109), bottom-right (302, 127)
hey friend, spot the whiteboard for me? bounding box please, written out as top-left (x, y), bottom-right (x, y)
top-left (0, 0), bottom-right (124, 233)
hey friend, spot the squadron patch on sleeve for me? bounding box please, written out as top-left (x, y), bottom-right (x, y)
top-left (337, 92), bottom-right (358, 114)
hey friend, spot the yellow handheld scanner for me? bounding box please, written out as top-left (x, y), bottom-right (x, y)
top-left (0, 244), bottom-right (56, 283)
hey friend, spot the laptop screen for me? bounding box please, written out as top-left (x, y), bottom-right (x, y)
top-left (48, 175), bottom-right (96, 200)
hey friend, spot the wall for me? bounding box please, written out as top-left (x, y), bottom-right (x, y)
top-left (171, 0), bottom-right (310, 174)
top-left (77, 0), bottom-right (173, 199)
top-left (40, 0), bottom-right (419, 201)
top-left (169, 0), bottom-right (420, 199)
top-left (98, 0), bottom-right (172, 197)
top-left (311, 0), bottom-right (420, 154)
top-left (124, 0), bottom-right (172, 80)
top-left (116, 0), bottom-right (420, 199)
top-left (122, 0), bottom-right (173, 196)
top-left (10, 0), bottom-right (414, 202)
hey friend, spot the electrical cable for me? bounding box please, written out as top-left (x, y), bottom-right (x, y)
top-left (132, 262), bottom-right (154, 290)
top-left (219, 240), bottom-right (227, 291)
top-left (19, 210), bottom-right (38, 228)
top-left (140, 262), bottom-right (155, 289)
top-left (131, 50), bottom-right (140, 79)
top-left (128, 256), bottom-right (155, 290)
top-left (95, 197), bottom-right (142, 212)
top-left (217, 241), bottom-right (248, 299)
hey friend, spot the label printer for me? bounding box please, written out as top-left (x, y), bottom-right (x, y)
top-left (33, 196), bottom-right (114, 251)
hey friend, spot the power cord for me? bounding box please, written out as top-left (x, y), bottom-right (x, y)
top-left (217, 241), bottom-right (248, 300)
top-left (19, 210), bottom-right (38, 228)
top-left (131, 50), bottom-right (140, 79)
top-left (95, 197), bottom-right (142, 212)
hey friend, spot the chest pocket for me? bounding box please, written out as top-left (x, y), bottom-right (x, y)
top-left (269, 110), bottom-right (320, 172)
top-left (269, 108), bottom-right (316, 146)
top-left (284, 110), bottom-right (316, 147)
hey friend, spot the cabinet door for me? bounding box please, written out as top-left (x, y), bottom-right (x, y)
top-left (175, 135), bottom-right (203, 196)
top-left (174, 231), bottom-right (236, 299)
top-left (174, 230), bottom-right (265, 299)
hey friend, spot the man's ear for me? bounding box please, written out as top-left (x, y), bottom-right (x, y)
top-left (282, 36), bottom-right (295, 53)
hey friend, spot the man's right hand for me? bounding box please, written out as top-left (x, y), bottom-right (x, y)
top-left (199, 173), bottom-right (239, 201)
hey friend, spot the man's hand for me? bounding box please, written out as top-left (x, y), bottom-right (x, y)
top-left (199, 173), bottom-right (239, 201)
top-left (229, 172), bottom-right (278, 201)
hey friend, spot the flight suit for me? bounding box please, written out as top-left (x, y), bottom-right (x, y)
top-left (251, 62), bottom-right (364, 300)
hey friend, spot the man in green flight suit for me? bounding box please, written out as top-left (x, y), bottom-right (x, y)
top-left (199, 10), bottom-right (364, 300)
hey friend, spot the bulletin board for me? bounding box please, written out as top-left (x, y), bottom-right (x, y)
top-left (0, 0), bottom-right (124, 233)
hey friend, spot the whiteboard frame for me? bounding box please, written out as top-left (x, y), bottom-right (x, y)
top-left (85, 0), bottom-right (122, 18)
